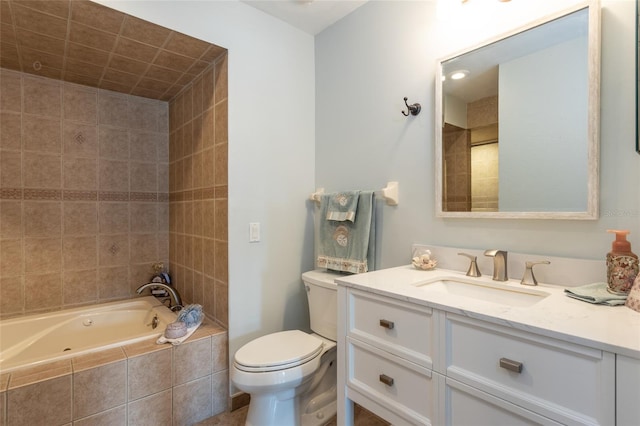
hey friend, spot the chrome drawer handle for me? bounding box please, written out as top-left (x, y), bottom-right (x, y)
top-left (379, 374), bottom-right (394, 387)
top-left (499, 357), bottom-right (523, 373)
top-left (379, 319), bottom-right (395, 329)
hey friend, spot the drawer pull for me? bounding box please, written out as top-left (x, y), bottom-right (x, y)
top-left (379, 319), bottom-right (395, 329)
top-left (499, 357), bottom-right (523, 373)
top-left (379, 374), bottom-right (394, 386)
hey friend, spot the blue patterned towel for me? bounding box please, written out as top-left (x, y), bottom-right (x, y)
top-left (317, 190), bottom-right (375, 274)
top-left (325, 191), bottom-right (360, 222)
top-left (564, 282), bottom-right (627, 306)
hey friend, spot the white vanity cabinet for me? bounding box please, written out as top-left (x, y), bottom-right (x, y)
top-left (338, 285), bottom-right (617, 426)
top-left (616, 355), bottom-right (640, 425)
top-left (442, 313), bottom-right (615, 426)
top-left (339, 288), bottom-right (441, 425)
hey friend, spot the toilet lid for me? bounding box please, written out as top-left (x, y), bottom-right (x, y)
top-left (234, 330), bottom-right (323, 372)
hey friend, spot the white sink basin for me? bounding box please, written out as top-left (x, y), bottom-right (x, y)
top-left (414, 276), bottom-right (550, 307)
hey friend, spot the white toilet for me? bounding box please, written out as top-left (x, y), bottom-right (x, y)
top-left (231, 270), bottom-right (341, 426)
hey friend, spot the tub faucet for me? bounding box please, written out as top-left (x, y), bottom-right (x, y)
top-left (484, 249), bottom-right (508, 281)
top-left (136, 282), bottom-right (183, 311)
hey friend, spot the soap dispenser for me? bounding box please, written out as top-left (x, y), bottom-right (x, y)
top-left (606, 230), bottom-right (639, 295)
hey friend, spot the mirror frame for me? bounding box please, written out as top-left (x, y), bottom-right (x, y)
top-left (637, 0), bottom-right (640, 154)
top-left (435, 0), bottom-right (601, 220)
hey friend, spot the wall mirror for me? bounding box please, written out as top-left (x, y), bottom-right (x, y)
top-left (435, 1), bottom-right (600, 219)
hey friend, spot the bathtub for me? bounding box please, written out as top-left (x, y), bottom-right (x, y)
top-left (0, 296), bottom-right (177, 373)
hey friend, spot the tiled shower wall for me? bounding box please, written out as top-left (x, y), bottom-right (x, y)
top-left (0, 69), bottom-right (169, 318)
top-left (169, 54), bottom-right (228, 328)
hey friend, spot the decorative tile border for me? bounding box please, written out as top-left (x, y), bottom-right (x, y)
top-left (0, 188), bottom-right (169, 202)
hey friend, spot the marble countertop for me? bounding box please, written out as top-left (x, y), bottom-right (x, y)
top-left (335, 265), bottom-right (640, 359)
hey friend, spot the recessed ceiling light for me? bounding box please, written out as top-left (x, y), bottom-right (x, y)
top-left (450, 70), bottom-right (469, 80)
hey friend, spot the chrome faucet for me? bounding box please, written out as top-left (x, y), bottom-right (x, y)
top-left (484, 249), bottom-right (508, 281)
top-left (136, 282), bottom-right (183, 311)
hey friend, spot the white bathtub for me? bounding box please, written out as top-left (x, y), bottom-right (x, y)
top-left (0, 296), bottom-right (177, 373)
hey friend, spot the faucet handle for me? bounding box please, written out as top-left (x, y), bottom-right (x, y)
top-left (521, 260), bottom-right (550, 286)
top-left (458, 253), bottom-right (482, 277)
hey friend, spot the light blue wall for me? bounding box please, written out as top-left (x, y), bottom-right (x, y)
top-left (316, 0), bottom-right (640, 265)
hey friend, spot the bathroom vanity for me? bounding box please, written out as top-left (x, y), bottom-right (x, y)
top-left (336, 266), bottom-right (640, 426)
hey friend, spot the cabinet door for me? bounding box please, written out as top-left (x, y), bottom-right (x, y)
top-left (443, 377), bottom-right (562, 426)
top-left (617, 355), bottom-right (640, 426)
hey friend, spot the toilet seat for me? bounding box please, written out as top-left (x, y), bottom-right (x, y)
top-left (234, 330), bottom-right (324, 372)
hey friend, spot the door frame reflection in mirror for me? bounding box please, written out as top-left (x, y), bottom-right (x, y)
top-left (434, 0), bottom-right (601, 220)
top-left (636, 0), bottom-right (639, 154)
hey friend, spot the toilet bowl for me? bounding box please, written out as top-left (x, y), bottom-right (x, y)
top-left (231, 270), bottom-right (341, 426)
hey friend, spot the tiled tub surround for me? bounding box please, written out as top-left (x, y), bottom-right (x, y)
top-left (168, 54), bottom-right (229, 329)
top-left (0, 319), bottom-right (228, 426)
top-left (0, 69), bottom-right (170, 318)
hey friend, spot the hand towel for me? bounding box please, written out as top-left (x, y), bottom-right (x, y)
top-left (564, 282), bottom-right (628, 306)
top-left (317, 190), bottom-right (376, 274)
top-left (325, 191), bottom-right (360, 222)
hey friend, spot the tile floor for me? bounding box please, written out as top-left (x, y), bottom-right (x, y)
top-left (197, 403), bottom-right (390, 426)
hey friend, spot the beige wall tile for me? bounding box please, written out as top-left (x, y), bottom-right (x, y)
top-left (130, 202), bottom-right (157, 233)
top-left (23, 152), bottom-right (61, 188)
top-left (1, 150), bottom-right (22, 188)
top-left (63, 202), bottom-right (97, 235)
top-left (24, 272), bottom-right (62, 311)
top-left (211, 332), bottom-right (228, 373)
top-left (172, 375), bottom-right (212, 426)
top-left (73, 360), bottom-right (126, 419)
top-left (173, 336), bottom-right (212, 385)
top-left (98, 234), bottom-right (129, 267)
top-left (63, 122), bottom-right (98, 158)
top-left (0, 71), bottom-right (22, 113)
top-left (129, 233), bottom-right (158, 263)
top-left (98, 266), bottom-right (129, 299)
top-left (214, 99), bottom-right (227, 144)
top-left (99, 202), bottom-right (129, 234)
top-left (0, 239), bottom-right (22, 277)
top-left (130, 131), bottom-right (158, 161)
top-left (99, 159), bottom-right (129, 191)
top-left (0, 112), bottom-right (21, 150)
top-left (0, 276), bottom-right (24, 315)
top-left (214, 199), bottom-right (227, 241)
top-left (128, 349), bottom-right (172, 400)
top-left (130, 161), bottom-right (157, 192)
top-left (23, 201), bottom-right (61, 236)
top-left (23, 115), bottom-right (61, 153)
top-left (202, 67), bottom-right (214, 111)
top-left (7, 375), bottom-right (71, 426)
top-left (63, 157), bottom-right (97, 190)
top-left (23, 76), bottom-right (61, 118)
top-left (129, 99), bottom-right (160, 132)
top-left (24, 237), bottom-right (61, 273)
top-left (214, 280), bottom-right (228, 328)
top-left (63, 236), bottom-right (97, 270)
top-left (214, 143), bottom-right (227, 186)
top-left (63, 84), bottom-right (97, 124)
top-left (63, 269), bottom-right (97, 305)
top-left (211, 369), bottom-right (229, 416)
top-left (201, 107), bottom-right (214, 149)
top-left (0, 201), bottom-right (22, 238)
top-left (215, 54), bottom-right (228, 103)
top-left (99, 126), bottom-right (129, 159)
top-left (128, 389), bottom-right (172, 426)
top-left (98, 93), bottom-right (130, 127)
top-left (203, 275), bottom-right (215, 318)
top-left (73, 405), bottom-right (126, 426)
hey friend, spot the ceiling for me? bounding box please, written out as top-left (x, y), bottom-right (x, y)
top-left (0, 0), bottom-right (226, 101)
top-left (242, 0), bottom-right (369, 35)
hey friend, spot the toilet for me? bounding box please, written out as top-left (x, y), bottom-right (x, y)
top-left (231, 269), bottom-right (341, 426)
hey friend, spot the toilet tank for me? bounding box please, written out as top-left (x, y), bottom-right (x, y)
top-left (302, 269), bottom-right (341, 341)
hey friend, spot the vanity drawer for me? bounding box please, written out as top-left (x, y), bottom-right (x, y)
top-left (347, 289), bottom-right (435, 368)
top-left (445, 313), bottom-right (615, 425)
top-left (347, 337), bottom-right (437, 425)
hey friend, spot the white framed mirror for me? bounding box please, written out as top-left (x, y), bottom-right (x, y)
top-left (435, 1), bottom-right (600, 220)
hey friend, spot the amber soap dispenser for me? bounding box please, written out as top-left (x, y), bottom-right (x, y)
top-left (606, 230), bottom-right (639, 294)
